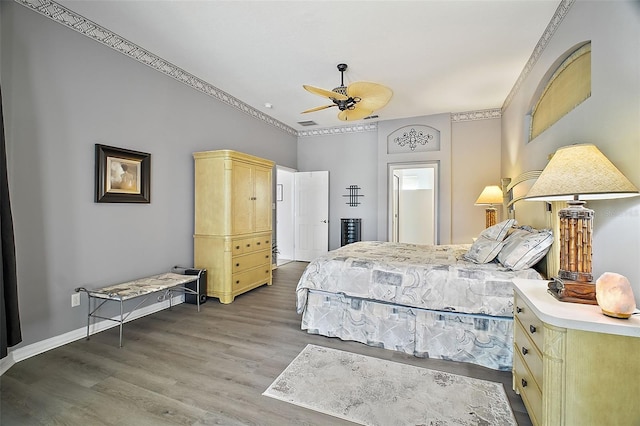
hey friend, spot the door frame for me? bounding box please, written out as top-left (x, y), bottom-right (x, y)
top-left (387, 161), bottom-right (439, 244)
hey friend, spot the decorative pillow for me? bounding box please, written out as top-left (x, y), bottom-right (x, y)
top-left (478, 218), bottom-right (516, 242)
top-left (464, 237), bottom-right (504, 264)
top-left (497, 227), bottom-right (554, 271)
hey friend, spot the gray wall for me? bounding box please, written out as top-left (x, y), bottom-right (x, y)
top-left (297, 130), bottom-right (378, 250)
top-left (1, 2), bottom-right (297, 348)
top-left (501, 0), bottom-right (640, 304)
top-left (297, 116), bottom-right (503, 249)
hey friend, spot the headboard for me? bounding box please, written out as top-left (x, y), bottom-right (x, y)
top-left (501, 171), bottom-right (560, 279)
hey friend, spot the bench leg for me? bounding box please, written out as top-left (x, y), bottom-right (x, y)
top-left (86, 295), bottom-right (91, 341)
top-left (119, 300), bottom-right (124, 348)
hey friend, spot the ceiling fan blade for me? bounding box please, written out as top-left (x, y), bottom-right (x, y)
top-left (301, 104), bottom-right (336, 114)
top-left (338, 106), bottom-right (374, 121)
top-left (347, 82), bottom-right (393, 111)
top-left (303, 85), bottom-right (349, 101)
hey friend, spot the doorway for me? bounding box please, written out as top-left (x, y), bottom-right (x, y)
top-left (388, 163), bottom-right (438, 245)
top-left (276, 167), bottom-right (330, 264)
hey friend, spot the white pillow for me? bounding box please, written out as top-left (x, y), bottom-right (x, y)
top-left (478, 218), bottom-right (516, 242)
top-left (464, 237), bottom-right (504, 264)
top-left (497, 227), bottom-right (553, 271)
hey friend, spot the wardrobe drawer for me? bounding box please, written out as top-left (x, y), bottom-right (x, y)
top-left (251, 235), bottom-right (271, 252)
top-left (232, 250), bottom-right (270, 273)
top-left (232, 266), bottom-right (271, 291)
top-left (515, 317), bottom-right (543, 390)
top-left (514, 293), bottom-right (544, 352)
top-left (231, 237), bottom-right (251, 256)
top-left (514, 349), bottom-right (542, 426)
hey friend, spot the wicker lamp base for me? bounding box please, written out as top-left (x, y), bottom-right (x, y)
top-left (485, 208), bottom-right (497, 228)
top-left (550, 200), bottom-right (597, 304)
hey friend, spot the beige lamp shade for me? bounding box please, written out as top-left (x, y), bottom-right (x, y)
top-left (524, 144), bottom-right (639, 201)
top-left (475, 185), bottom-right (504, 205)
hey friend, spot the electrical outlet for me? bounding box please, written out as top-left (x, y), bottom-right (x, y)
top-left (71, 293), bottom-right (81, 307)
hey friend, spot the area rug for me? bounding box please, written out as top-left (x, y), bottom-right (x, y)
top-left (263, 344), bottom-right (517, 425)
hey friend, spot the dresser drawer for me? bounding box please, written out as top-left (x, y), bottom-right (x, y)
top-left (231, 237), bottom-right (251, 255)
top-left (232, 265), bottom-right (271, 291)
top-left (251, 235), bottom-right (271, 252)
top-left (515, 317), bottom-right (543, 389)
top-left (514, 349), bottom-right (542, 426)
top-left (232, 250), bottom-right (270, 273)
top-left (514, 293), bottom-right (544, 351)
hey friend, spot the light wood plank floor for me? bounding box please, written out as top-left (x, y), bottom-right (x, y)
top-left (1, 262), bottom-right (532, 425)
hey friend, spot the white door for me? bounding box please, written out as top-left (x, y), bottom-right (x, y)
top-left (294, 171), bottom-right (329, 261)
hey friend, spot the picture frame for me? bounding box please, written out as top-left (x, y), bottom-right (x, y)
top-left (95, 144), bottom-right (151, 203)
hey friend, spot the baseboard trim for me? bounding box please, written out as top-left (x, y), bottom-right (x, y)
top-left (0, 295), bottom-right (184, 376)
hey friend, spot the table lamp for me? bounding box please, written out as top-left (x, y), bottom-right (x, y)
top-left (475, 185), bottom-right (503, 228)
top-left (524, 143), bottom-right (639, 303)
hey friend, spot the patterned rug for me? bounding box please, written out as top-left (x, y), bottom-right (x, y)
top-left (263, 344), bottom-right (517, 426)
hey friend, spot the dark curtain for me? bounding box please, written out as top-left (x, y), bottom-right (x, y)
top-left (0, 85), bottom-right (21, 359)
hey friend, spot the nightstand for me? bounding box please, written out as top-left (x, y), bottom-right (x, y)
top-left (512, 278), bottom-right (640, 426)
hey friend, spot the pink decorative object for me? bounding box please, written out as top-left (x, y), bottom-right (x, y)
top-left (595, 272), bottom-right (636, 319)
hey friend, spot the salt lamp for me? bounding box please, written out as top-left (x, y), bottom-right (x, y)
top-left (595, 272), bottom-right (636, 319)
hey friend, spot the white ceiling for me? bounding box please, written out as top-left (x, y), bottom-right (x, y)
top-left (56, 0), bottom-right (561, 132)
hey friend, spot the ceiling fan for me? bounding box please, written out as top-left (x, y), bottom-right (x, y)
top-left (302, 63), bottom-right (393, 121)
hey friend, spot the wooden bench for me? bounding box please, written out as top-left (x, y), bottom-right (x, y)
top-left (75, 271), bottom-right (204, 347)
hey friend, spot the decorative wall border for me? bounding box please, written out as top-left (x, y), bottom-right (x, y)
top-left (501, 0), bottom-right (575, 111)
top-left (451, 108), bottom-right (501, 122)
top-left (16, 0), bottom-right (299, 137)
top-left (298, 123), bottom-right (378, 138)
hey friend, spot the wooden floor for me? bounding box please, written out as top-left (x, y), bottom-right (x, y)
top-left (1, 262), bottom-right (532, 425)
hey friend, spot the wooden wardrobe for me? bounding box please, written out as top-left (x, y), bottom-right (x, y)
top-left (193, 150), bottom-right (274, 303)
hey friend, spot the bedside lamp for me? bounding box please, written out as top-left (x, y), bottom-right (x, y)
top-left (475, 185), bottom-right (503, 228)
top-left (524, 143), bottom-right (639, 304)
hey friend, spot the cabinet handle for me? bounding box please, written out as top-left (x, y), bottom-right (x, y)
top-left (522, 347), bottom-right (528, 355)
top-left (235, 245), bottom-right (240, 250)
top-left (516, 306), bottom-right (523, 314)
top-left (529, 325), bottom-right (537, 334)
top-left (521, 378), bottom-right (528, 388)
top-left (236, 280), bottom-right (240, 284)
top-left (257, 242), bottom-right (261, 245)
top-left (246, 244), bottom-right (251, 247)
top-left (235, 263), bottom-right (240, 267)
top-left (265, 255), bottom-right (269, 259)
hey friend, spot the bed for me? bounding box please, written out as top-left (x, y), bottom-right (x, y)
top-left (296, 172), bottom-right (555, 371)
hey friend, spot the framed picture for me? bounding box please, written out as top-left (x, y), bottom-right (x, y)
top-left (95, 144), bottom-right (150, 203)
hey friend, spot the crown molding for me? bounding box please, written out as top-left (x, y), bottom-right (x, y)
top-left (16, 0), bottom-right (299, 137)
top-left (451, 108), bottom-right (501, 122)
top-left (297, 123), bottom-right (378, 138)
top-left (501, 0), bottom-right (575, 111)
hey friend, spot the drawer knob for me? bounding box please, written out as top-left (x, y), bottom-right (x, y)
top-left (529, 325), bottom-right (537, 334)
top-left (257, 242), bottom-right (261, 245)
top-left (522, 347), bottom-right (528, 355)
top-left (236, 280), bottom-right (240, 284)
top-left (235, 245), bottom-right (240, 250)
top-left (265, 255), bottom-right (269, 258)
top-left (246, 244), bottom-right (251, 247)
top-left (516, 306), bottom-right (523, 314)
top-left (236, 263), bottom-right (240, 267)
top-left (521, 378), bottom-right (528, 388)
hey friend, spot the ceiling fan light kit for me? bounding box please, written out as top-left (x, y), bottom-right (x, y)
top-left (302, 63), bottom-right (392, 121)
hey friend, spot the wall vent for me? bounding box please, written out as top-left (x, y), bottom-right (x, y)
top-left (297, 120), bottom-right (318, 127)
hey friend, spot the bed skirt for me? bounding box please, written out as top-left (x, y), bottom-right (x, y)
top-left (301, 290), bottom-right (513, 371)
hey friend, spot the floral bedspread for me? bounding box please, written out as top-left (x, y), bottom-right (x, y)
top-left (296, 241), bottom-right (542, 317)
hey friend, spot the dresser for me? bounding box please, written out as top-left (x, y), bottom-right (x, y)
top-left (512, 278), bottom-right (640, 425)
top-left (193, 150), bottom-right (274, 303)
